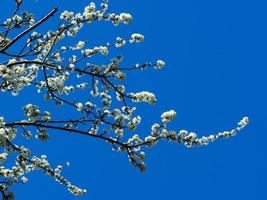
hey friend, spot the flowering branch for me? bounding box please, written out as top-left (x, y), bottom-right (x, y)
top-left (0, 8), bottom-right (58, 53)
top-left (0, 0), bottom-right (249, 199)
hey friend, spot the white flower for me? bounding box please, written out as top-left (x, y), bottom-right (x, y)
top-left (127, 116), bottom-right (141, 131)
top-left (85, 101), bottom-right (94, 108)
top-left (120, 13), bottom-right (132, 24)
top-left (0, 152), bottom-right (8, 164)
top-left (151, 123), bottom-right (160, 135)
top-left (207, 135), bottom-right (215, 141)
top-left (129, 33), bottom-right (144, 43)
top-left (115, 128), bottom-right (124, 137)
top-left (42, 111), bottom-right (51, 122)
top-left (0, 128), bottom-right (17, 146)
top-left (115, 37), bottom-right (126, 48)
top-left (130, 91), bottom-right (157, 104)
top-left (69, 63), bottom-right (75, 70)
top-left (67, 26), bottom-right (79, 37)
top-left (68, 185), bottom-right (87, 196)
top-left (21, 176), bottom-right (28, 184)
top-left (84, 2), bottom-right (96, 14)
top-left (82, 48), bottom-right (93, 56)
top-left (72, 41), bottom-right (85, 50)
top-left (60, 11), bottom-right (74, 20)
top-left (99, 46), bottom-right (109, 56)
top-left (145, 136), bottom-right (157, 147)
top-left (237, 116), bottom-right (249, 130)
top-left (76, 102), bottom-right (83, 112)
top-left (155, 60), bottom-right (165, 69)
top-left (161, 110), bottom-right (176, 123)
top-left (36, 129), bottom-right (49, 141)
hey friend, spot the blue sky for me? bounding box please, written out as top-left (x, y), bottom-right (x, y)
top-left (1, 0), bottom-right (266, 199)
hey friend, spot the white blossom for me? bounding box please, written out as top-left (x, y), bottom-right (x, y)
top-left (76, 102), bottom-right (83, 112)
top-left (129, 91), bottom-right (157, 104)
top-left (115, 37), bottom-right (126, 47)
top-left (129, 33), bottom-right (144, 43)
top-left (120, 13), bottom-right (132, 24)
top-left (72, 41), bottom-right (85, 50)
top-left (99, 46), bottom-right (109, 56)
top-left (155, 60), bottom-right (165, 69)
top-left (161, 110), bottom-right (176, 123)
top-left (60, 11), bottom-right (74, 20)
top-left (145, 136), bottom-right (157, 147)
top-left (21, 176), bottom-right (28, 184)
top-left (0, 152), bottom-right (8, 164)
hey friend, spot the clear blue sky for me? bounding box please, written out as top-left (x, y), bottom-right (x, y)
top-left (1, 0), bottom-right (266, 199)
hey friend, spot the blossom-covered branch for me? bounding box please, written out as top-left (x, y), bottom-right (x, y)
top-left (0, 0), bottom-right (249, 199)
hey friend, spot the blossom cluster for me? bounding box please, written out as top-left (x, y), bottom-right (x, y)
top-left (161, 110), bottom-right (176, 123)
top-left (0, 61), bottom-right (39, 96)
top-left (3, 10), bottom-right (35, 29)
top-left (129, 91), bottom-right (157, 104)
top-left (0, 112), bottom-right (85, 198)
top-left (123, 116), bottom-right (249, 172)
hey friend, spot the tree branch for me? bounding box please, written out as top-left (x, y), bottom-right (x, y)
top-left (0, 8), bottom-right (58, 52)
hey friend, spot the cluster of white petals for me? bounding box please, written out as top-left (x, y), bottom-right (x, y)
top-left (129, 91), bottom-right (157, 104)
top-left (0, 128), bottom-right (17, 146)
top-left (0, 61), bottom-right (39, 96)
top-left (161, 110), bottom-right (176, 123)
top-left (129, 33), bottom-right (145, 43)
top-left (155, 60), bottom-right (166, 69)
